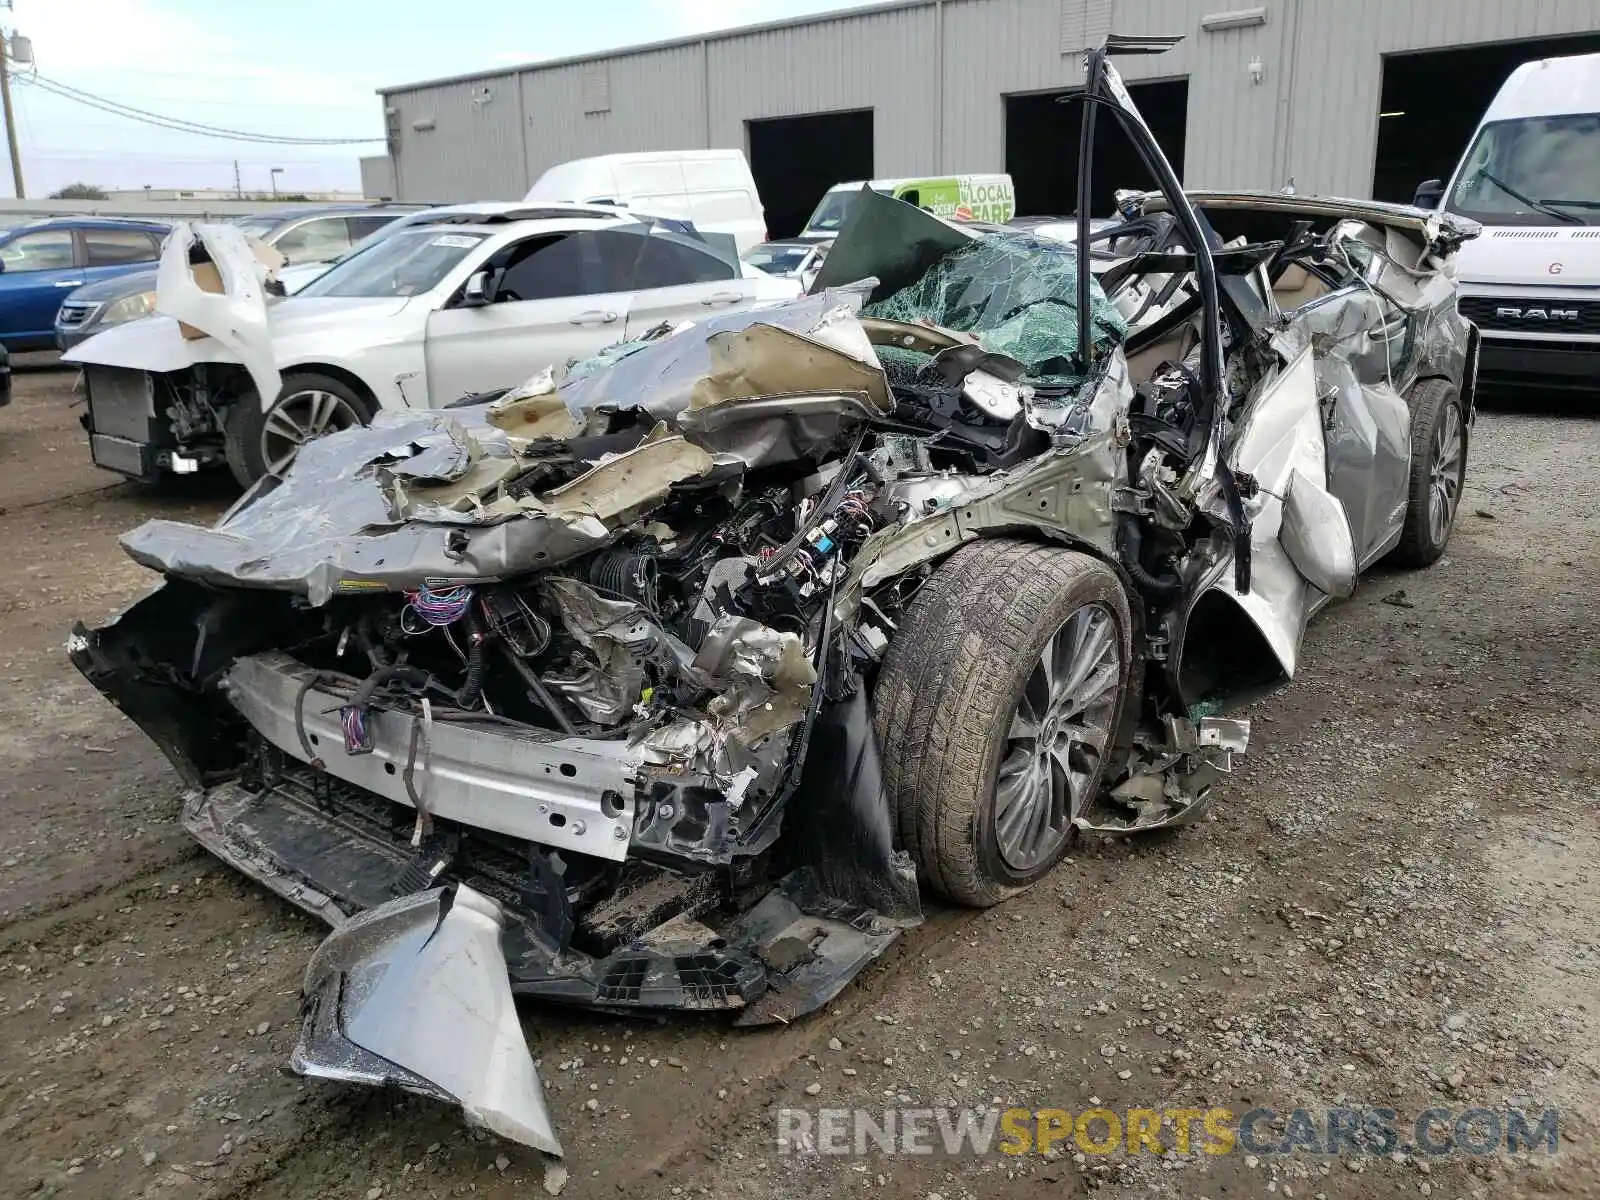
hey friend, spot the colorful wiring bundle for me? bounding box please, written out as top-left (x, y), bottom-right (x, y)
top-left (339, 702), bottom-right (373, 755)
top-left (344, 584), bottom-right (474, 751)
top-left (402, 582), bottom-right (475, 630)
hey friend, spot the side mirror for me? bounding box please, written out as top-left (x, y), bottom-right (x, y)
top-left (459, 269), bottom-right (492, 308)
top-left (1413, 179), bottom-right (1445, 210)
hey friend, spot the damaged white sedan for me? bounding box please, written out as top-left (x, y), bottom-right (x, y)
top-left (62, 207), bottom-right (797, 487)
top-left (69, 37), bottom-right (1478, 1169)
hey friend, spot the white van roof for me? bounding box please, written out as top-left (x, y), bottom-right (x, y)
top-left (544, 149), bottom-right (748, 166)
top-left (1481, 51), bottom-right (1600, 123)
top-left (528, 150), bottom-right (751, 197)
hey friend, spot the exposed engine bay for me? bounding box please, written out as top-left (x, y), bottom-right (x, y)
top-left (66, 40), bottom-right (1479, 1171)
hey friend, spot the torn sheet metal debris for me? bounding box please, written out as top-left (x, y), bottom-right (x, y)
top-left (293, 885), bottom-right (564, 1158)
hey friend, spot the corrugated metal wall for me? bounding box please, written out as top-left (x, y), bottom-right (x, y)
top-left (1283, 0), bottom-right (1600, 195)
top-left (518, 43), bottom-right (710, 183)
top-left (938, 0), bottom-right (1283, 185)
top-left (377, 0), bottom-right (1600, 204)
top-left (707, 5), bottom-right (939, 176)
top-left (387, 77), bottom-right (526, 200)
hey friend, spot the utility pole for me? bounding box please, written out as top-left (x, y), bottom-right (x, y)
top-left (233, 159), bottom-right (242, 199)
top-left (0, 15), bottom-right (24, 199)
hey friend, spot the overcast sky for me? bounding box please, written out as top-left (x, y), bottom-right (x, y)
top-left (7, 0), bottom-right (872, 197)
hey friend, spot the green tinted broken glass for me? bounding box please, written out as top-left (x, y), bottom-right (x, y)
top-left (863, 232), bottom-right (1127, 387)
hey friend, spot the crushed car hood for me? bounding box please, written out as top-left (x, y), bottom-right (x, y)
top-left (115, 290), bottom-right (910, 604)
top-left (61, 314), bottom-right (246, 374)
top-left (63, 298), bottom-right (412, 377)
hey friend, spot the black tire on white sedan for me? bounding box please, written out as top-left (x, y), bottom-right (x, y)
top-left (873, 539), bottom-right (1132, 907)
top-left (223, 372), bottom-right (375, 488)
top-left (1389, 378), bottom-right (1467, 569)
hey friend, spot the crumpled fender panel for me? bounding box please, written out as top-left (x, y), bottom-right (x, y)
top-left (1200, 346), bottom-right (1347, 681)
top-left (1280, 467), bottom-right (1356, 599)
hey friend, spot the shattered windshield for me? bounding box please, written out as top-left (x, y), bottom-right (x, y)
top-left (1447, 114), bottom-right (1600, 226)
top-left (863, 231), bottom-right (1128, 386)
top-left (295, 228), bottom-right (487, 298)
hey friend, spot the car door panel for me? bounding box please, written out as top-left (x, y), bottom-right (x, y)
top-left (78, 228), bottom-right (165, 292)
top-left (426, 297), bottom-right (630, 402)
top-left (625, 281), bottom-right (756, 337)
top-left (424, 231), bottom-right (634, 404)
top-left (1294, 287), bottom-right (1414, 566)
top-left (0, 227), bottom-right (84, 345)
top-left (623, 234), bottom-right (753, 336)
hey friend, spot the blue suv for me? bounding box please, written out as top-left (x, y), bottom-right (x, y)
top-left (0, 217), bottom-right (169, 351)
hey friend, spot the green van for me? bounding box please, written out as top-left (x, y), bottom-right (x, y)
top-left (800, 175), bottom-right (1016, 238)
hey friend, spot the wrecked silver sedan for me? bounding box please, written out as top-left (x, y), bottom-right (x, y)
top-left (68, 38), bottom-right (1477, 1167)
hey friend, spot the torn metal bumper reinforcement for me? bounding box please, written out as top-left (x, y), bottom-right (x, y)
top-left (65, 35), bottom-right (1477, 1172)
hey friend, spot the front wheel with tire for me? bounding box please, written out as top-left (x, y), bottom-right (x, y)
top-left (223, 371), bottom-right (375, 488)
top-left (1389, 378), bottom-right (1466, 568)
top-left (874, 539), bottom-right (1133, 907)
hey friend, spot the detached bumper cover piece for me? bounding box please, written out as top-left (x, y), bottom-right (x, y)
top-left (292, 884), bottom-right (563, 1158)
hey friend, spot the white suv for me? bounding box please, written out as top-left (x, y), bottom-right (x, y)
top-left (65, 209), bottom-right (802, 486)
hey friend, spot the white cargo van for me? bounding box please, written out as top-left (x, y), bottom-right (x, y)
top-left (525, 150), bottom-right (766, 254)
top-left (1417, 52), bottom-right (1600, 392)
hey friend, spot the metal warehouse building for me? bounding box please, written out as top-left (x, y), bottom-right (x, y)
top-left (366, 0), bottom-right (1600, 236)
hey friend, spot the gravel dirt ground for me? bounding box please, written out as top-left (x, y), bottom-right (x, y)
top-left (1, 359), bottom-right (1596, 1200)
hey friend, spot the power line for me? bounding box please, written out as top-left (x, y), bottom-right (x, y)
top-left (15, 71), bottom-right (382, 145)
top-left (21, 151), bottom-right (357, 165)
top-left (20, 72), bottom-right (381, 144)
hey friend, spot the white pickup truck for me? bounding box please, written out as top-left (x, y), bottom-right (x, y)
top-left (1416, 51), bottom-right (1600, 393)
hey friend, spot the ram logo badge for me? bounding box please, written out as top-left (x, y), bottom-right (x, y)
top-left (1494, 307), bottom-right (1580, 321)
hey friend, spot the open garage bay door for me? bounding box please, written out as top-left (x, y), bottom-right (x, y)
top-left (1005, 79), bottom-right (1188, 218)
top-left (1374, 34), bottom-right (1600, 203)
top-left (747, 109), bottom-right (874, 240)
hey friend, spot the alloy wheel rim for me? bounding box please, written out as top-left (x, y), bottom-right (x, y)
top-left (994, 603), bottom-right (1121, 872)
top-left (1428, 403), bottom-right (1463, 546)
top-left (261, 389), bottom-right (363, 477)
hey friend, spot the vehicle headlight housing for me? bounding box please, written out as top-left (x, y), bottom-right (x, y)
top-left (99, 290), bottom-right (157, 325)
